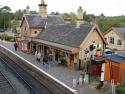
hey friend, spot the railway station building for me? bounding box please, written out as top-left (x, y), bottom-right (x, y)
top-left (16, 0), bottom-right (107, 68)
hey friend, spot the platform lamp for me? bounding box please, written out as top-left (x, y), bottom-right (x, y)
top-left (84, 48), bottom-right (89, 84)
top-left (84, 48), bottom-right (89, 72)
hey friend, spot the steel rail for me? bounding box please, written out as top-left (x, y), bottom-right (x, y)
top-left (0, 52), bottom-right (56, 94)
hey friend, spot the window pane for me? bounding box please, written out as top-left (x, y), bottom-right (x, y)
top-left (110, 37), bottom-right (114, 44)
top-left (117, 40), bottom-right (122, 45)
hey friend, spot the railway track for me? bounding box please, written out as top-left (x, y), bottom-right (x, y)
top-left (0, 70), bottom-right (16, 94)
top-left (0, 52), bottom-right (56, 94)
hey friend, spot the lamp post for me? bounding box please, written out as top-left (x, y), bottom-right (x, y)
top-left (84, 48), bottom-right (89, 84)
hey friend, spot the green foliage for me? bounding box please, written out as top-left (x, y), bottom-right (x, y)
top-left (11, 20), bottom-right (20, 31)
top-left (0, 6), bottom-right (12, 29)
top-left (0, 13), bottom-right (11, 29)
top-left (96, 16), bottom-right (112, 32)
top-left (0, 6), bottom-right (11, 12)
top-left (1, 5), bottom-right (125, 33)
top-left (60, 12), bottom-right (77, 24)
top-left (69, 12), bottom-right (77, 24)
top-left (95, 15), bottom-right (125, 32)
top-left (60, 11), bottom-right (125, 31)
top-left (14, 9), bottom-right (23, 20)
top-left (30, 10), bottom-right (38, 14)
top-left (0, 34), bottom-right (15, 42)
top-left (83, 12), bottom-right (125, 32)
top-left (116, 84), bottom-right (125, 94)
top-left (84, 11), bottom-right (95, 23)
top-left (50, 11), bottom-right (60, 15)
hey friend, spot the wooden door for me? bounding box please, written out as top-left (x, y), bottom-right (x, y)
top-left (112, 66), bottom-right (120, 84)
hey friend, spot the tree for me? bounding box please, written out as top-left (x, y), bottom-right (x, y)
top-left (0, 6), bottom-right (11, 12)
top-left (0, 6), bottom-right (12, 29)
top-left (50, 11), bottom-right (60, 15)
top-left (100, 13), bottom-right (104, 16)
top-left (69, 12), bottom-right (77, 24)
top-left (30, 10), bottom-right (38, 14)
top-left (83, 11), bottom-right (95, 23)
top-left (96, 16), bottom-right (112, 32)
top-left (14, 9), bottom-right (23, 20)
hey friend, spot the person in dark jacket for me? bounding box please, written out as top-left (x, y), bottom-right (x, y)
top-left (43, 55), bottom-right (48, 68)
top-left (14, 42), bottom-right (18, 51)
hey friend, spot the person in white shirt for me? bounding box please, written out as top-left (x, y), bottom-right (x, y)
top-left (37, 52), bottom-right (41, 62)
top-left (35, 51), bottom-right (38, 61)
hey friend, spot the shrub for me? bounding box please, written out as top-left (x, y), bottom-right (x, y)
top-left (0, 34), bottom-right (15, 42)
top-left (116, 84), bottom-right (125, 94)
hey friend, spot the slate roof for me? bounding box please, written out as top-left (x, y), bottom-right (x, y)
top-left (24, 14), bottom-right (65, 28)
top-left (116, 51), bottom-right (125, 57)
top-left (107, 55), bottom-right (125, 63)
top-left (114, 27), bottom-right (125, 37)
top-left (36, 24), bottom-right (94, 48)
top-left (104, 27), bottom-right (125, 40)
top-left (114, 28), bottom-right (125, 34)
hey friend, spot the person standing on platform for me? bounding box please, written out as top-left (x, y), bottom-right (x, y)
top-left (37, 52), bottom-right (41, 62)
top-left (48, 52), bottom-right (52, 65)
top-left (14, 42), bottom-right (18, 51)
top-left (43, 55), bottom-right (49, 68)
top-left (42, 56), bottom-right (46, 66)
top-left (35, 51), bottom-right (38, 61)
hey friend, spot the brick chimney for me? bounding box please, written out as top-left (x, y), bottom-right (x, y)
top-left (38, 0), bottom-right (47, 18)
top-left (26, 5), bottom-right (30, 14)
top-left (76, 6), bottom-right (84, 27)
